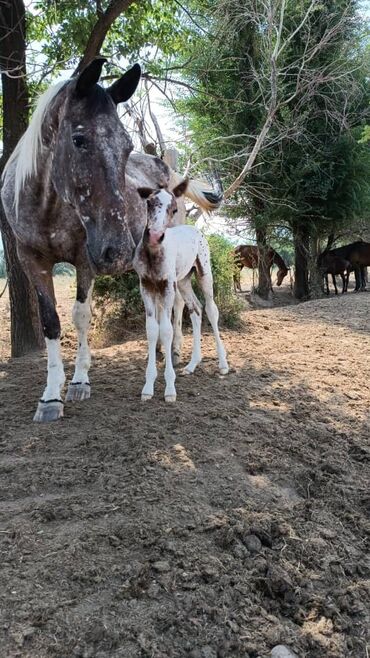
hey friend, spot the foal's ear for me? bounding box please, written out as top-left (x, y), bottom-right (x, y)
top-left (75, 57), bottom-right (107, 96)
top-left (107, 63), bottom-right (141, 105)
top-left (137, 187), bottom-right (154, 199)
top-left (172, 178), bottom-right (189, 198)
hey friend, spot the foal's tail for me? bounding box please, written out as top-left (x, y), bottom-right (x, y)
top-left (170, 170), bottom-right (222, 212)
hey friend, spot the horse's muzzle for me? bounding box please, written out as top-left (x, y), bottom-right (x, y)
top-left (87, 240), bottom-right (135, 274)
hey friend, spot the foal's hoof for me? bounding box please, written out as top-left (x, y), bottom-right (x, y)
top-left (65, 382), bottom-right (91, 402)
top-left (172, 352), bottom-right (181, 366)
top-left (165, 394), bottom-right (177, 403)
top-left (33, 400), bottom-right (64, 423)
top-left (219, 367), bottom-right (229, 375)
top-left (141, 393), bottom-right (153, 402)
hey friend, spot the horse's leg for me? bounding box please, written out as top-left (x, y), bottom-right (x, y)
top-left (66, 266), bottom-right (94, 402)
top-left (354, 266), bottom-right (361, 291)
top-left (17, 249), bottom-right (65, 422)
top-left (234, 268), bottom-right (242, 292)
top-left (332, 274), bottom-right (338, 295)
top-left (199, 273), bottom-right (229, 375)
top-left (344, 270), bottom-right (349, 293)
top-left (360, 266), bottom-right (367, 291)
top-left (159, 285), bottom-right (177, 402)
top-left (141, 288), bottom-right (159, 401)
top-left (324, 274), bottom-right (329, 295)
top-left (177, 277), bottom-right (203, 375)
top-left (172, 287), bottom-right (185, 366)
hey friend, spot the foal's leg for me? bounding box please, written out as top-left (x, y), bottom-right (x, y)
top-left (159, 285), bottom-right (177, 402)
top-left (141, 287), bottom-right (160, 401)
top-left (172, 287), bottom-right (185, 366)
top-left (177, 277), bottom-right (203, 375)
top-left (340, 273), bottom-right (345, 294)
top-left (200, 273), bottom-right (229, 375)
top-left (66, 266), bottom-right (94, 402)
top-left (18, 249), bottom-right (65, 422)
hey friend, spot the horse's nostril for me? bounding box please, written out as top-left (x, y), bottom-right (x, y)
top-left (103, 247), bottom-right (117, 264)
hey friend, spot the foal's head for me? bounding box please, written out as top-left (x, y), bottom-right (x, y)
top-left (50, 58), bottom-right (141, 273)
top-left (138, 180), bottom-right (188, 247)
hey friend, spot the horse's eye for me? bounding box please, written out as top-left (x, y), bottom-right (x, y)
top-left (173, 208), bottom-right (178, 214)
top-left (72, 134), bottom-right (87, 149)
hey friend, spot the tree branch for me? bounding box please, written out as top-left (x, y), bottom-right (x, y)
top-left (74, 0), bottom-right (139, 75)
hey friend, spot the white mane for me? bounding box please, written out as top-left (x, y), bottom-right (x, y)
top-left (3, 80), bottom-right (68, 216)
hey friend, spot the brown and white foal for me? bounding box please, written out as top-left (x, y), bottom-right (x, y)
top-left (133, 182), bottom-right (229, 402)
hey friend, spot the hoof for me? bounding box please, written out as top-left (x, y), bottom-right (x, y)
top-left (141, 393), bottom-right (153, 402)
top-left (219, 367), bottom-right (229, 375)
top-left (65, 382), bottom-right (91, 402)
top-left (33, 400), bottom-right (64, 423)
top-left (172, 352), bottom-right (181, 366)
top-left (165, 394), bottom-right (177, 403)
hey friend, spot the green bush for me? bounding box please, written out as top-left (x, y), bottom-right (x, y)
top-left (94, 270), bottom-right (143, 317)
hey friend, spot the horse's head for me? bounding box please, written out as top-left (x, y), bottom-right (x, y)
top-left (50, 58), bottom-right (141, 273)
top-left (138, 180), bottom-right (188, 248)
top-left (276, 267), bottom-right (289, 286)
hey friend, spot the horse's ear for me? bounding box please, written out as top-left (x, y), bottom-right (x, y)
top-left (75, 57), bottom-right (107, 96)
top-left (172, 178), bottom-right (189, 198)
top-left (107, 63), bottom-right (141, 105)
top-left (137, 187), bottom-right (154, 199)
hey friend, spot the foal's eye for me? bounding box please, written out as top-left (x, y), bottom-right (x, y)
top-left (72, 134), bottom-right (87, 149)
top-left (173, 208), bottom-right (178, 214)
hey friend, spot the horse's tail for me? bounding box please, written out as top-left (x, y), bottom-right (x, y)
top-left (170, 170), bottom-right (222, 212)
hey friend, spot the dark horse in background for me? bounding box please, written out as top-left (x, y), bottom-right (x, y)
top-left (233, 244), bottom-right (290, 292)
top-left (317, 251), bottom-right (351, 295)
top-left (318, 241), bottom-right (370, 294)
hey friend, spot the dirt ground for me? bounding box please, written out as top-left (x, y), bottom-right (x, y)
top-left (0, 276), bottom-right (369, 658)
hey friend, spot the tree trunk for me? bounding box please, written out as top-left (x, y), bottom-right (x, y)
top-left (309, 234), bottom-right (324, 298)
top-left (293, 223), bottom-right (310, 300)
top-left (0, 0), bottom-right (44, 356)
top-left (255, 227), bottom-right (271, 300)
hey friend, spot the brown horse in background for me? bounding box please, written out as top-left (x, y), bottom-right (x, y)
top-left (233, 245), bottom-right (289, 292)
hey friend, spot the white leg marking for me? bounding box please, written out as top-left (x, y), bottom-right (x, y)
top-left (159, 293), bottom-right (176, 402)
top-left (202, 275), bottom-right (229, 374)
top-left (71, 283), bottom-right (93, 385)
top-left (142, 292), bottom-right (159, 400)
top-left (42, 338), bottom-right (66, 401)
top-left (172, 288), bottom-right (185, 365)
top-left (178, 278), bottom-right (203, 375)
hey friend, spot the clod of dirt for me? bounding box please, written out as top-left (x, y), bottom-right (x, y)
top-left (242, 533), bottom-right (263, 553)
top-left (271, 645), bottom-right (299, 658)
